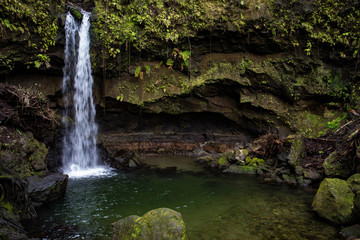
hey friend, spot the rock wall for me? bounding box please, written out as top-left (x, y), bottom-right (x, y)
top-left (1, 0), bottom-right (360, 158)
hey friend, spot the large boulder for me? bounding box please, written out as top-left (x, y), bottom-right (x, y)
top-left (112, 208), bottom-right (188, 240)
top-left (312, 178), bottom-right (355, 224)
top-left (27, 173), bottom-right (68, 204)
top-left (323, 151), bottom-right (351, 178)
top-left (0, 126), bottom-right (48, 177)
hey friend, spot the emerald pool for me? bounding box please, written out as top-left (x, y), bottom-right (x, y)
top-left (26, 157), bottom-right (338, 240)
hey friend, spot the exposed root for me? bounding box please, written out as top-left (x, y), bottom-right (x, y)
top-left (0, 83), bottom-right (59, 139)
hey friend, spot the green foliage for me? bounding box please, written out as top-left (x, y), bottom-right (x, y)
top-left (268, 0), bottom-right (360, 57)
top-left (135, 66), bottom-right (141, 77)
top-left (0, 0), bottom-right (65, 71)
top-left (93, 0), bottom-right (245, 57)
top-left (327, 113), bottom-right (347, 131)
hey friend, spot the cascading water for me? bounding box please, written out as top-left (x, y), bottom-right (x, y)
top-left (62, 10), bottom-right (109, 178)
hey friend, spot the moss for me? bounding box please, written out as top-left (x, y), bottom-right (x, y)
top-left (218, 155), bottom-right (228, 166)
top-left (347, 174), bottom-right (360, 192)
top-left (312, 178), bottom-right (355, 225)
top-left (69, 7), bottom-right (83, 21)
top-left (246, 157), bottom-right (264, 167)
top-left (323, 151), bottom-right (351, 178)
top-left (287, 135), bottom-right (305, 168)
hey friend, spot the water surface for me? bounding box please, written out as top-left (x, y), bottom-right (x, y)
top-left (27, 157), bottom-right (338, 240)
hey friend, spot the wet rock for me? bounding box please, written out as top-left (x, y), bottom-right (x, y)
top-left (69, 7), bottom-right (83, 21)
top-left (223, 165), bottom-right (256, 174)
top-left (195, 155), bottom-right (215, 164)
top-left (128, 159), bottom-right (138, 168)
top-left (323, 151), bottom-right (351, 178)
top-left (303, 169), bottom-right (321, 180)
top-left (340, 224), bottom-right (360, 239)
top-left (217, 154), bottom-right (230, 169)
top-left (112, 208), bottom-right (188, 240)
top-left (234, 149), bottom-right (248, 164)
top-left (287, 135), bottom-right (305, 168)
top-left (296, 176), bottom-right (312, 186)
top-left (27, 173), bottom-right (68, 204)
top-left (347, 173), bottom-right (360, 192)
top-left (295, 166), bottom-right (304, 175)
top-left (312, 178), bottom-right (355, 225)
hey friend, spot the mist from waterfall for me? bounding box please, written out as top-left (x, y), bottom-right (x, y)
top-left (62, 10), bottom-right (109, 178)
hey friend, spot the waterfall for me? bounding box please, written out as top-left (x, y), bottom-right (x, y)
top-left (62, 10), bottom-right (109, 178)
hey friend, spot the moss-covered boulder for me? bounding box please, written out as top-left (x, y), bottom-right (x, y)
top-left (223, 165), bottom-right (256, 174)
top-left (112, 208), bottom-right (188, 240)
top-left (347, 174), bottom-right (360, 192)
top-left (0, 126), bottom-right (48, 177)
top-left (312, 178), bottom-right (355, 225)
top-left (323, 151), bottom-right (351, 178)
top-left (217, 154), bottom-right (230, 169)
top-left (287, 135), bottom-right (305, 168)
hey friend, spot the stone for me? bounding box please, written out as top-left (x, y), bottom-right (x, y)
top-left (312, 178), bottom-right (355, 225)
top-left (128, 159), bottom-right (138, 168)
top-left (223, 165), bottom-right (256, 174)
top-left (354, 191), bottom-right (360, 215)
top-left (112, 208), bottom-right (188, 240)
top-left (27, 173), bottom-right (68, 203)
top-left (348, 173), bottom-right (360, 192)
top-left (195, 155), bottom-right (215, 164)
top-left (295, 166), bottom-right (304, 175)
top-left (287, 135), bottom-right (304, 168)
top-left (303, 169), bottom-right (321, 180)
top-left (296, 176), bottom-right (312, 186)
top-left (234, 149), bottom-right (248, 164)
top-left (340, 224), bottom-right (360, 239)
top-left (323, 151), bottom-right (351, 178)
top-left (217, 155), bottom-right (229, 169)
top-left (0, 126), bottom-right (48, 177)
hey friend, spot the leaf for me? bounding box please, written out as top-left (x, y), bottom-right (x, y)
top-left (34, 61), bottom-right (41, 68)
top-left (139, 71), bottom-right (144, 80)
top-left (166, 59), bottom-right (174, 66)
top-left (145, 65), bottom-right (151, 75)
top-left (135, 66), bottom-right (141, 77)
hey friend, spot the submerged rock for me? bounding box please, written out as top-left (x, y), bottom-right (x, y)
top-left (27, 173), bottom-right (68, 204)
top-left (312, 178), bottom-right (355, 225)
top-left (112, 208), bottom-right (188, 240)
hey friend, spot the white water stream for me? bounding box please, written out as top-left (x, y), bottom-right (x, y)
top-left (62, 11), bottom-right (110, 178)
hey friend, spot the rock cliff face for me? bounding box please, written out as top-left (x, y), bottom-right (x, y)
top-left (1, 0), bottom-right (360, 157)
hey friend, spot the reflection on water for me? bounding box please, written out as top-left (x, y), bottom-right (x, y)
top-left (26, 157), bottom-right (338, 240)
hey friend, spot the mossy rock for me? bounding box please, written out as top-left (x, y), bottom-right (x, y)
top-left (217, 155), bottom-right (229, 168)
top-left (347, 174), bottom-right (360, 192)
top-left (69, 7), bottom-right (83, 21)
top-left (112, 208), bottom-right (188, 240)
top-left (223, 165), bottom-right (256, 174)
top-left (312, 178), bottom-right (355, 225)
top-left (0, 127), bottom-right (48, 177)
top-left (245, 157), bottom-right (264, 167)
top-left (323, 151), bottom-right (351, 178)
top-left (287, 135), bottom-right (305, 168)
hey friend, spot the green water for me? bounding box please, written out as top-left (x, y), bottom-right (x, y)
top-left (27, 159), bottom-right (338, 240)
